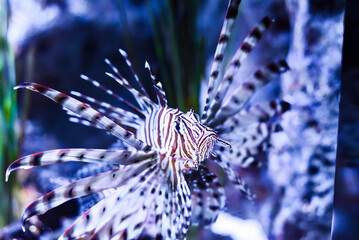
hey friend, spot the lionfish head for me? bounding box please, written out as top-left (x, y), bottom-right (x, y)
top-left (179, 109), bottom-right (231, 168)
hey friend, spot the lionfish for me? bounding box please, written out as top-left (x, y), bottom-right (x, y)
top-left (6, 0), bottom-right (290, 239)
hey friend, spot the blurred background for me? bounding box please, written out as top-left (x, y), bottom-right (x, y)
top-left (0, 0), bottom-right (348, 239)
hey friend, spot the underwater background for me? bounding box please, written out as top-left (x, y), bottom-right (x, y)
top-left (0, 0), bottom-right (354, 239)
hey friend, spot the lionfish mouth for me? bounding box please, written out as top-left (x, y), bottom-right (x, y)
top-left (195, 135), bottom-right (231, 167)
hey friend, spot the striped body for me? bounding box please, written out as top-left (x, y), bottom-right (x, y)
top-left (6, 0), bottom-right (292, 239)
top-left (137, 106), bottom-right (217, 168)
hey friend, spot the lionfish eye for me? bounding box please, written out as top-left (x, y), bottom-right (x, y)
top-left (175, 118), bottom-right (181, 132)
top-left (175, 122), bottom-right (180, 132)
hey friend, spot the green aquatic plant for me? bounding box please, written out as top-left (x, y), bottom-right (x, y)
top-left (146, 0), bottom-right (205, 112)
top-left (0, 0), bottom-right (18, 227)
